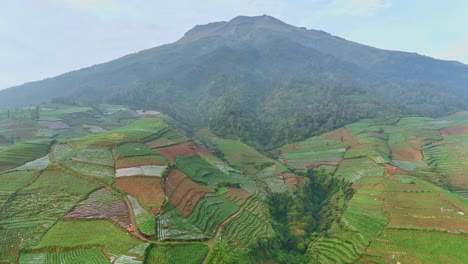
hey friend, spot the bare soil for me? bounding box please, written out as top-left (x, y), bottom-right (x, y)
top-left (156, 141), bottom-right (214, 163)
top-left (114, 176), bottom-right (165, 213)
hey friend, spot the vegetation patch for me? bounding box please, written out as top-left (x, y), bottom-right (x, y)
top-left (33, 220), bottom-right (142, 259)
top-left (0, 169), bottom-right (98, 263)
top-left (157, 205), bottom-right (208, 241)
top-left (19, 248), bottom-right (109, 264)
top-left (145, 243), bottom-right (209, 264)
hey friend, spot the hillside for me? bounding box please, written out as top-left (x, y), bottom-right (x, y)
top-left (1, 15), bottom-right (468, 147)
top-left (0, 105), bottom-right (467, 263)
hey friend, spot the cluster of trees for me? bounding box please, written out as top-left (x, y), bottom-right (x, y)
top-left (244, 169), bottom-right (354, 263)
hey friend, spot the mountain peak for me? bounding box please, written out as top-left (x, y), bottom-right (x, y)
top-left (180, 15), bottom-right (296, 43)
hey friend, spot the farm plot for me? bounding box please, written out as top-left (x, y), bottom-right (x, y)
top-left (0, 170), bottom-right (36, 208)
top-left (217, 139), bottom-right (287, 176)
top-left (63, 188), bottom-right (131, 229)
top-left (15, 154), bottom-right (50, 171)
top-left (157, 205), bottom-right (208, 241)
top-left (19, 248), bottom-right (109, 264)
top-left (0, 169), bottom-right (98, 263)
top-left (127, 196), bottom-right (156, 236)
top-left (345, 133), bottom-right (390, 161)
top-left (165, 169), bottom-right (214, 217)
top-left (156, 141), bottom-right (214, 163)
top-left (33, 220), bottom-right (142, 259)
top-left (63, 146), bottom-right (114, 167)
top-left (186, 194), bottom-right (240, 237)
top-left (223, 187), bottom-right (251, 205)
top-left (116, 165), bottom-right (167, 177)
top-left (114, 243), bottom-right (150, 264)
top-left (280, 136), bottom-right (349, 172)
top-left (175, 155), bottom-right (235, 188)
top-left (308, 176), bottom-right (388, 263)
top-left (38, 120), bottom-right (71, 130)
top-left (62, 161), bottom-right (115, 185)
top-left (263, 176), bottom-right (290, 193)
top-left (114, 177), bottom-right (165, 213)
top-left (383, 174), bottom-right (468, 232)
top-left (222, 198), bottom-right (273, 245)
top-left (362, 229), bottom-right (468, 264)
top-left (51, 143), bottom-right (72, 161)
top-left (0, 139), bottom-right (51, 171)
top-left (70, 117), bottom-right (170, 147)
top-left (145, 129), bottom-right (189, 148)
top-left (423, 134), bottom-right (468, 192)
top-left (145, 243), bottom-right (209, 264)
top-left (334, 158), bottom-right (384, 182)
top-left (113, 143), bottom-right (167, 168)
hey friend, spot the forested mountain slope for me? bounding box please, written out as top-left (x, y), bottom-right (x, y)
top-left (1, 15), bottom-right (467, 146)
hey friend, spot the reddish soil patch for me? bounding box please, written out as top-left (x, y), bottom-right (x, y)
top-left (114, 176), bottom-right (165, 213)
top-left (384, 164), bottom-right (412, 175)
top-left (323, 128), bottom-right (354, 141)
top-left (165, 169), bottom-right (214, 217)
top-left (156, 141), bottom-right (214, 163)
top-left (440, 125), bottom-right (468, 136)
top-left (115, 155), bottom-right (166, 169)
top-left (408, 138), bottom-right (424, 150)
top-left (281, 172), bottom-right (303, 189)
top-left (223, 187), bottom-right (251, 205)
top-left (449, 174), bottom-right (468, 190)
top-left (64, 189), bottom-right (131, 228)
top-left (392, 148), bottom-right (422, 162)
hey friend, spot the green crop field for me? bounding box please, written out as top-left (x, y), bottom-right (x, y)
top-left (362, 229), bottom-right (468, 264)
top-left (0, 170), bottom-right (36, 207)
top-left (19, 248), bottom-right (109, 264)
top-left (34, 220), bottom-right (142, 258)
top-left (0, 139), bottom-right (52, 171)
top-left (145, 243), bottom-right (209, 264)
top-left (222, 198), bottom-right (273, 245)
top-left (187, 194), bottom-right (239, 236)
top-left (175, 155), bottom-right (234, 188)
top-left (157, 205), bottom-right (209, 241)
top-left (0, 169), bottom-right (98, 263)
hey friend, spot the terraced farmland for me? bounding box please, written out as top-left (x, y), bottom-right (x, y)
top-left (19, 249), bottom-right (109, 264)
top-left (0, 169), bottom-right (98, 263)
top-left (186, 194), bottom-right (240, 236)
top-left (0, 139), bottom-right (52, 171)
top-left (145, 243), bottom-right (209, 264)
top-left (33, 220), bottom-right (142, 259)
top-left (63, 188), bottom-right (131, 229)
top-left (362, 229), bottom-right (468, 264)
top-left (165, 169), bottom-right (214, 217)
top-left (157, 205), bottom-right (208, 241)
top-left (222, 198), bottom-right (273, 245)
top-left (0, 170), bottom-right (36, 207)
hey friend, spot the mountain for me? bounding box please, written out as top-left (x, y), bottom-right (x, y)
top-left (1, 15), bottom-right (468, 146)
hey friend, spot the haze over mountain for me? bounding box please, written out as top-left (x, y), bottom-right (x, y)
top-left (2, 15), bottom-right (468, 146)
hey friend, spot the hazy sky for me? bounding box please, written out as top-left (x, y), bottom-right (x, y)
top-left (1, 0), bottom-right (467, 90)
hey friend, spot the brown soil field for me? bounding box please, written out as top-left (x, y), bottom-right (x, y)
top-left (223, 187), bottom-right (251, 205)
top-left (449, 174), bottom-right (468, 190)
top-left (323, 128), bottom-right (354, 141)
top-left (392, 148), bottom-right (422, 162)
top-left (384, 164), bottom-right (412, 175)
top-left (407, 138), bottom-right (424, 150)
top-left (156, 141), bottom-right (214, 163)
top-left (63, 189), bottom-right (131, 228)
top-left (165, 169), bottom-right (214, 217)
top-left (114, 176), bottom-right (165, 213)
top-left (115, 155), bottom-right (166, 169)
top-left (282, 172), bottom-right (303, 189)
top-left (440, 125), bottom-right (468, 136)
